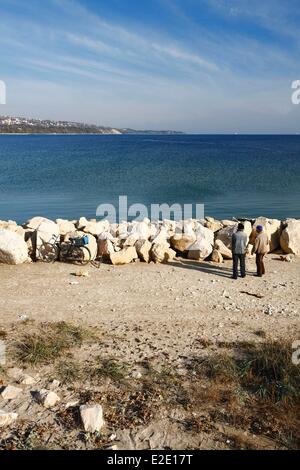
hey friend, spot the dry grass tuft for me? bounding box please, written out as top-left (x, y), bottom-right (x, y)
top-left (12, 322), bottom-right (97, 366)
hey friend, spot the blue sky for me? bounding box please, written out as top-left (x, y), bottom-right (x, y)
top-left (0, 0), bottom-right (299, 132)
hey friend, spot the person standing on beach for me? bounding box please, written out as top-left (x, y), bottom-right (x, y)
top-left (252, 225), bottom-right (270, 277)
top-left (231, 223), bottom-right (248, 279)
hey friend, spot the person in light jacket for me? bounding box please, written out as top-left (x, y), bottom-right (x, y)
top-left (252, 225), bottom-right (270, 277)
top-left (231, 223), bottom-right (248, 279)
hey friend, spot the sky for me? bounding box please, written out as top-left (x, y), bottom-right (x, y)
top-left (0, 0), bottom-right (300, 133)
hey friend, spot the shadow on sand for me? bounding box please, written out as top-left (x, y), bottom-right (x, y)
top-left (169, 259), bottom-right (255, 279)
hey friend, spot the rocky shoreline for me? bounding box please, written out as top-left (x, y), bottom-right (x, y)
top-left (0, 215), bottom-right (299, 266)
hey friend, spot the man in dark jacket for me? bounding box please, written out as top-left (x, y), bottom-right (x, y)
top-left (231, 223), bottom-right (248, 279)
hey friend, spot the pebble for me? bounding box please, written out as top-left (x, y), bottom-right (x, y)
top-left (80, 404), bottom-right (104, 433)
top-left (0, 410), bottom-right (18, 427)
top-left (36, 389), bottom-right (61, 408)
top-left (1, 385), bottom-right (22, 401)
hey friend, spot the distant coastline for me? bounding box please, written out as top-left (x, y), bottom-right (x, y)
top-left (0, 115), bottom-right (184, 135)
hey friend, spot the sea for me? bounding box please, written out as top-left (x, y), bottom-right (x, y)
top-left (0, 134), bottom-right (299, 224)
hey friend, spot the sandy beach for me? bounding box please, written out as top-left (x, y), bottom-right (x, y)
top-left (0, 255), bottom-right (299, 450)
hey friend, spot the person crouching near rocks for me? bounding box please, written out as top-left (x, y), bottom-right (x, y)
top-left (252, 225), bottom-right (270, 277)
top-left (231, 223), bottom-right (248, 279)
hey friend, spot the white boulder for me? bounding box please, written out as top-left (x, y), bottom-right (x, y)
top-left (25, 216), bottom-right (50, 231)
top-left (151, 243), bottom-right (176, 263)
top-left (33, 218), bottom-right (60, 260)
top-left (280, 219), bottom-right (300, 256)
top-left (214, 239), bottom-right (232, 260)
top-left (0, 220), bottom-right (25, 238)
top-left (131, 220), bottom-right (151, 240)
top-left (211, 249), bottom-right (223, 264)
top-left (56, 219), bottom-right (76, 236)
top-left (205, 218), bottom-right (223, 232)
top-left (135, 239), bottom-right (152, 263)
top-left (250, 217), bottom-right (281, 252)
top-left (0, 230), bottom-right (28, 264)
top-left (110, 246), bottom-right (138, 265)
top-left (187, 239), bottom-right (213, 261)
top-left (187, 225), bottom-right (214, 260)
top-left (151, 227), bottom-right (169, 245)
top-left (221, 220), bottom-right (236, 227)
top-left (83, 220), bottom-right (110, 237)
top-left (97, 239), bottom-right (115, 258)
top-left (216, 221), bottom-right (252, 249)
top-left (170, 233), bottom-right (196, 253)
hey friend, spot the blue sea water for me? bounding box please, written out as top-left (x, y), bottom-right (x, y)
top-left (0, 134), bottom-right (299, 224)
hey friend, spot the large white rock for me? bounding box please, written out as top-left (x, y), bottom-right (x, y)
top-left (0, 230), bottom-right (28, 265)
top-left (161, 219), bottom-right (177, 233)
top-left (25, 216), bottom-right (50, 231)
top-left (280, 219), bottom-right (300, 256)
top-left (131, 220), bottom-right (151, 241)
top-left (187, 224), bottom-right (214, 260)
top-left (97, 239), bottom-right (115, 258)
top-left (0, 410), bottom-right (18, 427)
top-left (33, 218), bottom-right (60, 260)
top-left (194, 224), bottom-right (214, 245)
top-left (187, 238), bottom-right (213, 260)
top-left (77, 217), bottom-right (89, 230)
top-left (214, 239), bottom-right (232, 260)
top-left (98, 231), bottom-right (114, 241)
top-left (151, 243), bottom-right (176, 263)
top-left (80, 404), bottom-right (104, 433)
top-left (110, 246), bottom-right (138, 265)
top-left (0, 220), bottom-right (24, 238)
top-left (117, 222), bottom-right (130, 240)
top-left (170, 233), bottom-right (196, 253)
top-left (135, 239), bottom-right (152, 263)
top-left (123, 233), bottom-right (140, 247)
top-left (56, 219), bottom-right (76, 236)
top-left (151, 227), bottom-right (169, 245)
top-left (216, 221), bottom-right (252, 249)
top-left (211, 249), bottom-right (223, 264)
top-left (221, 220), bottom-right (236, 227)
top-left (250, 217), bottom-right (281, 252)
top-left (205, 218), bottom-right (223, 232)
top-left (83, 220), bottom-right (110, 237)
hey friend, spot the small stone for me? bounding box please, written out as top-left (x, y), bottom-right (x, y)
top-left (18, 314), bottom-right (29, 322)
top-left (80, 404), bottom-right (104, 433)
top-left (1, 385), bottom-right (22, 400)
top-left (37, 389), bottom-right (60, 408)
top-left (65, 400), bottom-right (79, 409)
top-left (7, 368), bottom-right (23, 380)
top-left (49, 379), bottom-right (60, 389)
top-left (264, 305), bottom-right (274, 316)
top-left (21, 374), bottom-right (36, 386)
top-left (74, 271), bottom-right (89, 277)
top-left (0, 410), bottom-right (18, 427)
top-left (131, 371), bottom-right (142, 379)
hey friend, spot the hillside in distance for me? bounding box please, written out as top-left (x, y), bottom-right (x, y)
top-left (0, 116), bottom-right (183, 135)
